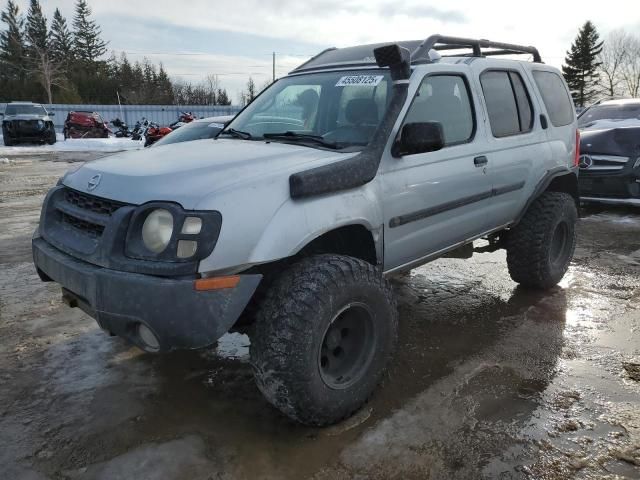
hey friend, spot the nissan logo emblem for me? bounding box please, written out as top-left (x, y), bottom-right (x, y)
top-left (87, 174), bottom-right (102, 191)
top-left (578, 154), bottom-right (593, 170)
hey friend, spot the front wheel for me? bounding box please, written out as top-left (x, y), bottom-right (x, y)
top-left (250, 254), bottom-right (398, 426)
top-left (506, 192), bottom-right (577, 289)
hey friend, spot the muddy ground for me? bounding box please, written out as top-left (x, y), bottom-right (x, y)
top-left (0, 151), bottom-right (639, 480)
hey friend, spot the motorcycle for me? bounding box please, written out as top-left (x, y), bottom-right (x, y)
top-left (110, 118), bottom-right (131, 138)
top-left (169, 111), bottom-right (197, 130)
top-left (144, 121), bottom-right (172, 147)
top-left (131, 117), bottom-right (149, 140)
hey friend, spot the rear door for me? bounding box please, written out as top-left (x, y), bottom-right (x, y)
top-left (381, 69), bottom-right (495, 271)
top-left (471, 63), bottom-right (551, 224)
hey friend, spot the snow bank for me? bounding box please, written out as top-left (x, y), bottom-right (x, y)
top-left (0, 133), bottom-right (143, 155)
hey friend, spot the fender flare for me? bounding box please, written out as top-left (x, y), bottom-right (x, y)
top-left (513, 167), bottom-right (579, 225)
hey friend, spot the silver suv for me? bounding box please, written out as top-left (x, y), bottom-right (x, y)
top-left (33, 35), bottom-right (580, 425)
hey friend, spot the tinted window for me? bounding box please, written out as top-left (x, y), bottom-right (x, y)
top-left (4, 104), bottom-right (46, 116)
top-left (480, 71), bottom-right (534, 137)
top-left (510, 72), bottom-right (533, 131)
top-left (532, 71), bottom-right (574, 127)
top-left (403, 74), bottom-right (474, 145)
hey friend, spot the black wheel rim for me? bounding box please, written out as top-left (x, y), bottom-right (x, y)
top-left (549, 221), bottom-right (569, 267)
top-left (318, 302), bottom-right (376, 390)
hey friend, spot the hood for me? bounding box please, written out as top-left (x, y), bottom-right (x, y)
top-left (62, 138), bottom-right (356, 209)
top-left (4, 113), bottom-right (52, 122)
top-left (580, 124), bottom-right (640, 157)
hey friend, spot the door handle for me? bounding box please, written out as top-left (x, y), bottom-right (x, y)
top-left (474, 156), bottom-right (488, 167)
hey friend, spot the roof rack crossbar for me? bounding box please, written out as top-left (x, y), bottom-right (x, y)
top-left (413, 35), bottom-right (542, 63)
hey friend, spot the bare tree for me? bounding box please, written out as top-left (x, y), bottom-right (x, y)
top-left (27, 45), bottom-right (67, 103)
top-left (621, 35), bottom-right (640, 98)
top-left (598, 29), bottom-right (629, 97)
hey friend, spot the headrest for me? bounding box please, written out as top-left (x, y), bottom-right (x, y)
top-left (346, 98), bottom-right (378, 125)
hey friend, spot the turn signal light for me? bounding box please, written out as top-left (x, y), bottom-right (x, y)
top-left (194, 275), bottom-right (240, 291)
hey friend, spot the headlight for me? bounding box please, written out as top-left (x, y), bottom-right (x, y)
top-left (142, 209), bottom-right (174, 253)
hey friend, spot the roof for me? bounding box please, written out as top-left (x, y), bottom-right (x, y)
top-left (596, 98), bottom-right (640, 106)
top-left (291, 35), bottom-right (542, 74)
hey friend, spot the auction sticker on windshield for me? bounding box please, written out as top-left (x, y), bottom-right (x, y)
top-left (335, 75), bottom-right (384, 87)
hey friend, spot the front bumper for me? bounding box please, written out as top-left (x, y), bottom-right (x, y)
top-left (579, 158), bottom-right (640, 206)
top-left (33, 236), bottom-right (261, 352)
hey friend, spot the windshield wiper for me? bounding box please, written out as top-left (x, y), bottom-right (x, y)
top-left (220, 128), bottom-right (253, 140)
top-left (263, 131), bottom-right (338, 149)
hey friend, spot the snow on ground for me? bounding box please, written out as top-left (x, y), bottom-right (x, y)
top-left (0, 133), bottom-right (143, 155)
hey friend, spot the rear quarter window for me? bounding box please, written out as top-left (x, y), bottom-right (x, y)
top-left (532, 71), bottom-right (575, 127)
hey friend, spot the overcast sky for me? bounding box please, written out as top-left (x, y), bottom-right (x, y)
top-left (13, 0), bottom-right (640, 103)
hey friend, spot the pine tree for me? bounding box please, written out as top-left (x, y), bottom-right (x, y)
top-left (562, 21), bottom-right (604, 107)
top-left (216, 88), bottom-right (230, 105)
top-left (0, 0), bottom-right (25, 83)
top-left (50, 8), bottom-right (73, 63)
top-left (25, 0), bottom-right (47, 52)
top-left (72, 0), bottom-right (107, 62)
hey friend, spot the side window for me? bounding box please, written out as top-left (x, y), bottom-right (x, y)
top-left (403, 74), bottom-right (474, 145)
top-left (532, 70), bottom-right (575, 127)
top-left (480, 70), bottom-right (533, 137)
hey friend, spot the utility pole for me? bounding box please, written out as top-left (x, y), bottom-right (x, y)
top-left (272, 52), bottom-right (276, 82)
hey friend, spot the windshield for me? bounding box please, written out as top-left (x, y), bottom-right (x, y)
top-left (223, 70), bottom-right (392, 149)
top-left (4, 104), bottom-right (47, 116)
top-left (578, 103), bottom-right (640, 127)
top-left (154, 121), bottom-right (225, 147)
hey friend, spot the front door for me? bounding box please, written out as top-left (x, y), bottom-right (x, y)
top-left (382, 71), bottom-right (494, 272)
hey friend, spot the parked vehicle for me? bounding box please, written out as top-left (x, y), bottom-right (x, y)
top-left (1, 101), bottom-right (56, 146)
top-left (33, 35), bottom-right (579, 426)
top-left (577, 98), bottom-right (640, 207)
top-left (111, 118), bottom-right (131, 138)
top-left (153, 115), bottom-right (234, 147)
top-left (143, 122), bottom-right (172, 147)
top-left (63, 111), bottom-right (110, 139)
top-left (131, 117), bottom-right (149, 140)
top-left (169, 111), bottom-right (197, 130)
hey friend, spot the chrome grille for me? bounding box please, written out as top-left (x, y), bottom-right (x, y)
top-left (579, 154), bottom-right (629, 171)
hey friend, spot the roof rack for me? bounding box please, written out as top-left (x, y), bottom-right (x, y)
top-left (412, 35), bottom-right (542, 63)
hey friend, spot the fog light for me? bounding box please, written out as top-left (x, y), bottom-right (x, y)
top-left (177, 240), bottom-right (198, 258)
top-left (182, 217), bottom-right (202, 234)
top-left (137, 324), bottom-right (160, 351)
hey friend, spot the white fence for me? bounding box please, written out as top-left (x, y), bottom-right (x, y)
top-left (0, 103), bottom-right (241, 132)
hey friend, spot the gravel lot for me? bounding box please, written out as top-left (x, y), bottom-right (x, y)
top-left (1, 150), bottom-right (639, 479)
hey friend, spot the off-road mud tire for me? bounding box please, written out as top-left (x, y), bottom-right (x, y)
top-left (250, 254), bottom-right (398, 426)
top-left (506, 191), bottom-right (577, 289)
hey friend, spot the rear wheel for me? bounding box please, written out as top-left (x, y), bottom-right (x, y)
top-left (250, 254), bottom-right (398, 426)
top-left (506, 192), bottom-right (577, 289)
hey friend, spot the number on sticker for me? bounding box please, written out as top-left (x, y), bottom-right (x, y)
top-left (335, 75), bottom-right (384, 87)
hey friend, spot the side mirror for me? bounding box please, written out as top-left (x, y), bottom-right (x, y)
top-left (0, 113), bottom-right (4, 117)
top-left (393, 122), bottom-right (444, 157)
top-left (48, 112), bottom-right (55, 116)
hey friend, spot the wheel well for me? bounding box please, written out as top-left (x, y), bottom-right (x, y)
top-left (545, 172), bottom-right (579, 202)
top-left (298, 224), bottom-right (378, 265)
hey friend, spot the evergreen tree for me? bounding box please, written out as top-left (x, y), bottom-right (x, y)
top-left (216, 88), bottom-right (230, 105)
top-left (562, 21), bottom-right (604, 107)
top-left (50, 8), bottom-right (73, 63)
top-left (72, 0), bottom-right (107, 62)
top-left (0, 0), bottom-right (25, 84)
top-left (25, 0), bottom-right (47, 52)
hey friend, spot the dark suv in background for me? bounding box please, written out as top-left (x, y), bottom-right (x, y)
top-left (1, 101), bottom-right (56, 146)
top-left (578, 98), bottom-right (640, 207)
